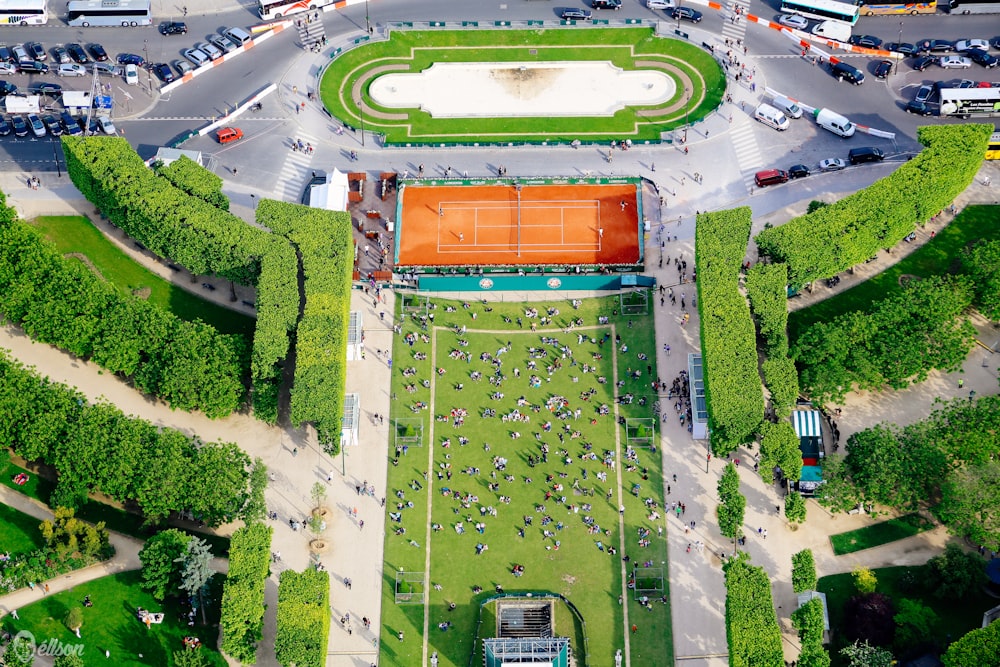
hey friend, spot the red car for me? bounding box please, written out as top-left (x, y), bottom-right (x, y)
top-left (217, 127), bottom-right (243, 144)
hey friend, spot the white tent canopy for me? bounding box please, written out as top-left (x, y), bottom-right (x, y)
top-left (309, 168), bottom-right (350, 212)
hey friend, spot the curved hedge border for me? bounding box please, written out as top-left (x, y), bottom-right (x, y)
top-left (275, 569), bottom-right (331, 667)
top-left (695, 207), bottom-right (764, 455)
top-left (0, 213), bottom-right (246, 418)
top-left (755, 124), bottom-right (993, 289)
top-left (724, 553), bottom-right (784, 667)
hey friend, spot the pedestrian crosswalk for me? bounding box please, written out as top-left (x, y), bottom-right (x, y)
top-left (720, 0), bottom-right (751, 47)
top-left (271, 131), bottom-right (319, 202)
top-left (728, 114), bottom-right (764, 194)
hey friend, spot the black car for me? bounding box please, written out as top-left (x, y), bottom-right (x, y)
top-left (917, 39), bottom-right (953, 53)
top-left (0, 116), bottom-right (10, 136)
top-left (29, 81), bottom-right (61, 95)
top-left (788, 164), bottom-right (811, 179)
top-left (16, 60), bottom-right (48, 74)
top-left (911, 55), bottom-right (936, 71)
top-left (670, 6), bottom-right (703, 22)
top-left (11, 115), bottom-right (27, 137)
top-left (117, 53), bottom-right (144, 67)
top-left (60, 111), bottom-right (82, 136)
top-left (152, 63), bottom-right (176, 83)
top-left (967, 49), bottom-right (999, 68)
top-left (849, 146), bottom-right (885, 165)
top-left (51, 46), bottom-right (70, 64)
top-left (0, 81), bottom-right (15, 96)
top-left (66, 43), bottom-right (89, 64)
top-left (0, 44), bottom-right (12, 63)
top-left (41, 114), bottom-right (62, 136)
top-left (160, 21), bottom-right (188, 35)
top-left (560, 8), bottom-right (592, 20)
top-left (88, 43), bottom-right (109, 62)
top-left (831, 61), bottom-right (865, 84)
top-left (874, 60), bottom-right (892, 79)
top-left (993, 37), bottom-right (1000, 50)
top-left (849, 35), bottom-right (883, 49)
top-left (905, 100), bottom-right (933, 115)
top-left (592, 0), bottom-right (621, 7)
top-left (886, 42), bottom-right (917, 55)
top-left (25, 41), bottom-right (46, 61)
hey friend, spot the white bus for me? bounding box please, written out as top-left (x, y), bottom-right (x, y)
top-left (939, 87), bottom-right (1000, 118)
top-left (0, 0), bottom-right (48, 25)
top-left (259, 0), bottom-right (336, 20)
top-left (66, 0), bottom-right (151, 26)
top-left (780, 0), bottom-right (860, 24)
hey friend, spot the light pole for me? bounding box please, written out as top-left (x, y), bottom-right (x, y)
top-left (364, 0), bottom-right (371, 35)
top-left (357, 92), bottom-right (366, 147)
top-left (683, 87), bottom-right (690, 143)
top-left (143, 39), bottom-right (151, 93)
top-left (893, 21), bottom-right (904, 75)
top-left (250, 194), bottom-right (257, 210)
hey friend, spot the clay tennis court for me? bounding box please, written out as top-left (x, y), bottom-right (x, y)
top-left (395, 182), bottom-right (643, 267)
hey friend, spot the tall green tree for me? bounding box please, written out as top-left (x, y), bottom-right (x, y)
top-left (962, 238), bottom-right (1000, 320)
top-left (759, 421), bottom-right (803, 482)
top-left (893, 598), bottom-right (938, 649)
top-left (791, 549), bottom-right (817, 593)
top-left (840, 641), bottom-right (894, 667)
top-left (942, 619), bottom-right (1000, 667)
top-left (178, 536), bottom-right (215, 619)
top-left (925, 543), bottom-right (987, 600)
top-left (717, 463), bottom-right (746, 540)
top-left (785, 491), bottom-right (807, 524)
top-left (139, 529), bottom-right (192, 601)
top-left (241, 458), bottom-right (269, 523)
top-left (936, 462), bottom-right (1000, 552)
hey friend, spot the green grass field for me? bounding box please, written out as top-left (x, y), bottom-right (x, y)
top-left (0, 502), bottom-right (47, 557)
top-left (380, 296), bottom-right (671, 667)
top-left (321, 28), bottom-right (725, 144)
top-left (829, 513), bottom-right (935, 556)
top-left (29, 216), bottom-right (255, 337)
top-left (1, 571), bottom-right (226, 667)
top-left (789, 205), bottom-right (1000, 340)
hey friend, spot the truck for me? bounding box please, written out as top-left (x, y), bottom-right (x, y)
top-left (4, 94), bottom-right (40, 114)
top-left (939, 86), bottom-right (1000, 118)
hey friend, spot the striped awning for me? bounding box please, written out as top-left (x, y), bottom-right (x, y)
top-left (792, 410), bottom-right (822, 439)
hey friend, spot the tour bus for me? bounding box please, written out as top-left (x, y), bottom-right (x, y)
top-left (66, 0), bottom-right (151, 26)
top-left (947, 0), bottom-right (1000, 12)
top-left (856, 0), bottom-right (937, 14)
top-left (0, 0), bottom-right (48, 25)
top-left (258, 0), bottom-right (336, 20)
top-left (939, 87), bottom-right (1000, 118)
top-left (780, 0), bottom-right (860, 24)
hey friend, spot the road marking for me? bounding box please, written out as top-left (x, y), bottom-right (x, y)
top-left (728, 114), bottom-right (764, 194)
top-left (271, 130), bottom-right (319, 202)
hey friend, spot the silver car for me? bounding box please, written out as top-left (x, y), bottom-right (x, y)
top-left (183, 47), bottom-right (210, 66)
top-left (210, 34), bottom-right (238, 54)
top-left (195, 41), bottom-right (222, 61)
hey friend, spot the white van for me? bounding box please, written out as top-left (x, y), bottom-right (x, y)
top-left (811, 20), bottom-right (851, 43)
top-left (754, 103), bottom-right (789, 131)
top-left (771, 95), bottom-right (803, 119)
top-left (814, 108), bottom-right (856, 138)
top-left (223, 27), bottom-right (253, 46)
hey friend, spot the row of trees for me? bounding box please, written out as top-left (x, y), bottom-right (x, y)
top-left (62, 137), bottom-right (271, 285)
top-left (716, 462), bottom-right (746, 540)
top-left (258, 200), bottom-right (353, 451)
top-left (746, 263), bottom-right (799, 419)
top-left (275, 569), bottom-right (331, 667)
top-left (220, 522), bottom-right (272, 664)
top-left (791, 597), bottom-right (830, 667)
top-left (792, 275), bottom-right (976, 403)
top-left (154, 155), bottom-right (230, 211)
top-left (962, 236), bottom-right (1000, 321)
top-left (0, 212), bottom-right (247, 417)
top-left (250, 241), bottom-right (300, 424)
top-left (754, 124), bottom-right (994, 288)
top-left (818, 396), bottom-right (1000, 550)
top-left (791, 548), bottom-right (816, 593)
top-left (723, 552), bottom-right (784, 667)
top-left (695, 208), bottom-right (764, 455)
top-left (0, 350), bottom-right (252, 525)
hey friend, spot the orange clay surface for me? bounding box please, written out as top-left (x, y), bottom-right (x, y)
top-left (397, 182), bottom-right (641, 267)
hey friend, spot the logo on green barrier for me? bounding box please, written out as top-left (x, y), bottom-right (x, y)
top-left (547, 278), bottom-right (562, 289)
top-left (479, 278), bottom-right (494, 290)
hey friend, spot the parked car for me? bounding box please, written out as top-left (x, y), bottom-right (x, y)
top-left (820, 157), bottom-right (847, 171)
top-left (911, 55), bottom-right (936, 71)
top-left (849, 35), bottom-right (883, 49)
top-left (66, 43), bottom-right (89, 64)
top-left (592, 0), bottom-right (622, 8)
top-left (670, 6), bottom-right (703, 22)
top-left (11, 115), bottom-right (28, 137)
top-left (917, 39), bottom-right (953, 53)
top-left (848, 146), bottom-right (885, 164)
top-left (0, 62), bottom-right (15, 75)
top-left (217, 127), bottom-right (244, 144)
top-left (874, 60), bottom-right (892, 78)
top-left (57, 63), bottom-right (87, 77)
top-left (124, 63), bottom-right (139, 85)
top-left (788, 164), bottom-right (811, 179)
top-left (914, 84), bottom-right (934, 103)
top-left (25, 42), bottom-right (46, 61)
top-left (958, 78), bottom-right (975, 87)
top-left (0, 116), bottom-right (10, 136)
top-left (0, 81), bottom-right (16, 96)
top-left (954, 39), bottom-right (990, 52)
top-left (646, 0), bottom-right (675, 8)
top-left (60, 110), bottom-right (82, 135)
top-left (939, 55), bottom-right (972, 69)
top-left (0, 44), bottom-right (12, 63)
top-left (41, 114), bottom-right (61, 136)
top-left (778, 14), bottom-right (808, 29)
top-left (905, 100), bottom-right (933, 115)
top-left (51, 46), bottom-right (70, 64)
top-left (160, 21), bottom-right (187, 35)
top-left (29, 81), bottom-right (61, 95)
top-left (26, 113), bottom-right (45, 137)
top-left (195, 41), bottom-right (222, 61)
top-left (210, 34), bottom-right (238, 54)
top-left (886, 42), bottom-right (918, 55)
top-left (831, 61), bottom-right (865, 84)
top-left (96, 115), bottom-right (115, 135)
top-left (173, 59), bottom-right (193, 76)
top-left (152, 63), bottom-right (175, 83)
top-left (183, 47), bottom-right (210, 66)
top-left (12, 45), bottom-right (28, 62)
top-left (967, 49), bottom-right (999, 68)
top-left (88, 43), bottom-right (109, 62)
top-left (91, 62), bottom-right (121, 76)
top-left (117, 53), bottom-right (144, 66)
top-left (560, 8), bottom-right (592, 20)
top-left (16, 60), bottom-right (48, 74)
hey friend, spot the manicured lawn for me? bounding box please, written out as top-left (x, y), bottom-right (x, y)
top-left (789, 205), bottom-right (1000, 339)
top-left (1, 570), bottom-right (226, 667)
top-left (0, 501), bottom-right (47, 556)
top-left (321, 28), bottom-right (725, 144)
top-left (818, 564), bottom-right (994, 666)
top-left (29, 216), bottom-right (255, 337)
top-left (381, 296), bottom-right (671, 667)
top-left (829, 513), bottom-right (935, 556)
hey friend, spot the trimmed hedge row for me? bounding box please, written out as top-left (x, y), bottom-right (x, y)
top-left (723, 553), bottom-right (784, 667)
top-left (746, 263), bottom-right (799, 419)
top-left (755, 124), bottom-right (994, 288)
top-left (791, 597), bottom-right (830, 667)
top-left (0, 215), bottom-right (247, 417)
top-left (251, 241), bottom-right (300, 424)
top-left (62, 137), bottom-right (270, 285)
top-left (257, 200), bottom-right (353, 452)
top-left (0, 349), bottom-right (251, 525)
top-left (275, 568), bottom-right (331, 667)
top-left (154, 155), bottom-right (230, 211)
top-left (791, 548), bottom-right (817, 594)
top-left (220, 522), bottom-right (272, 664)
top-left (695, 208), bottom-right (764, 455)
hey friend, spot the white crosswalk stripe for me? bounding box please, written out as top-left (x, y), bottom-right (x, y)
top-left (727, 115), bottom-right (764, 194)
top-left (271, 131), bottom-right (319, 202)
top-left (720, 0), bottom-right (751, 45)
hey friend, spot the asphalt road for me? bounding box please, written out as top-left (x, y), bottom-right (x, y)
top-left (0, 0), bottom-right (997, 173)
